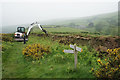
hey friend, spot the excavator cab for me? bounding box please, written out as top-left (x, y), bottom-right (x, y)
top-left (14, 27), bottom-right (28, 41)
top-left (17, 27), bottom-right (25, 33)
top-left (14, 27), bottom-right (25, 38)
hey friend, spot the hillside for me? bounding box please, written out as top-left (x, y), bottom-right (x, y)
top-left (48, 12), bottom-right (117, 26)
top-left (44, 12), bottom-right (118, 36)
top-left (29, 11), bottom-right (118, 36)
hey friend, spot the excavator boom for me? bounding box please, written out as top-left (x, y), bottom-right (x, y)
top-left (27, 22), bottom-right (47, 36)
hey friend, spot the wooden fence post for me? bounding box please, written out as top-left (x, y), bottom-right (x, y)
top-left (74, 44), bottom-right (77, 69)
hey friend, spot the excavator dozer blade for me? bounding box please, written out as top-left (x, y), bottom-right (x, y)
top-left (14, 38), bottom-right (28, 42)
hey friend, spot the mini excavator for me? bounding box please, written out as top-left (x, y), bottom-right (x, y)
top-left (14, 22), bottom-right (47, 42)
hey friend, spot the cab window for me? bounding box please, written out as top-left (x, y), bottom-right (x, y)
top-left (17, 27), bottom-right (25, 33)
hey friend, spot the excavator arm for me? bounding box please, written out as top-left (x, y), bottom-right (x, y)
top-left (26, 22), bottom-right (47, 36)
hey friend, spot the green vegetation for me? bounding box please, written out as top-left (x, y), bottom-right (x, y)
top-left (31, 27), bottom-right (85, 33)
top-left (1, 11), bottom-right (120, 79)
top-left (31, 26), bottom-right (107, 37)
top-left (94, 48), bottom-right (120, 78)
top-left (2, 35), bottom-right (98, 78)
top-left (1, 27), bottom-right (120, 79)
top-left (48, 12), bottom-right (118, 36)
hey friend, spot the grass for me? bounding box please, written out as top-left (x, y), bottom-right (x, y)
top-left (2, 34), bottom-right (98, 78)
top-left (31, 27), bottom-right (86, 34)
top-left (30, 26), bottom-right (106, 38)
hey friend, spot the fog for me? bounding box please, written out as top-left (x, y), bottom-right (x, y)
top-left (1, 0), bottom-right (119, 26)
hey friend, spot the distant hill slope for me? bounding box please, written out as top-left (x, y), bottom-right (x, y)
top-left (48, 11), bottom-right (117, 27)
top-left (47, 12), bottom-right (118, 36)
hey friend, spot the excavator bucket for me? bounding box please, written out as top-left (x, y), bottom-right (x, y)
top-left (42, 29), bottom-right (47, 34)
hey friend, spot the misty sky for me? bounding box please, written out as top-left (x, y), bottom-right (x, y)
top-left (1, 0), bottom-right (119, 26)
